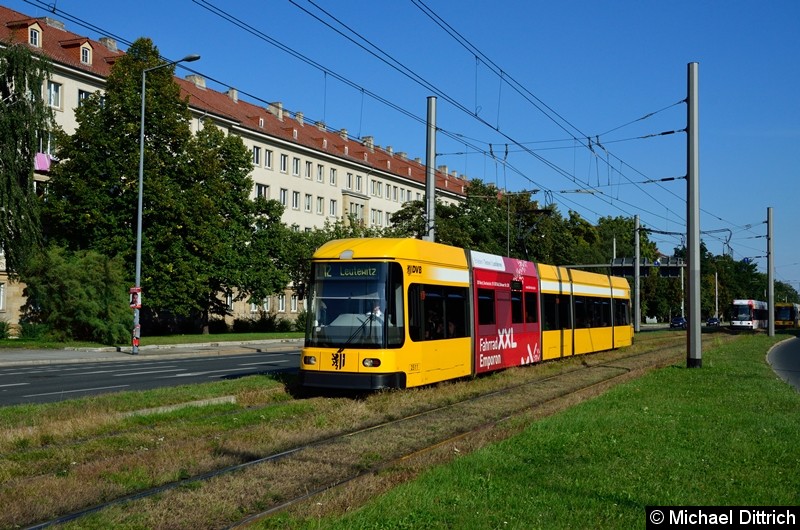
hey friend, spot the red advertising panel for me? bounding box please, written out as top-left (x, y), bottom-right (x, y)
top-left (470, 251), bottom-right (541, 374)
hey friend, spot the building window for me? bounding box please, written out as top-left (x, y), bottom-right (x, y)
top-left (304, 193), bottom-right (312, 212)
top-left (316, 196), bottom-right (324, 214)
top-left (305, 161), bottom-right (312, 179)
top-left (29, 28), bottom-right (40, 47)
top-left (278, 294), bottom-right (286, 312)
top-left (329, 199), bottom-right (338, 216)
top-left (252, 146), bottom-right (261, 166)
top-left (292, 157), bottom-right (300, 176)
top-left (78, 89), bottom-right (91, 106)
top-left (265, 149), bottom-right (273, 169)
top-left (316, 164), bottom-right (324, 182)
top-left (329, 168), bottom-right (337, 186)
top-left (356, 175), bottom-right (363, 192)
top-left (80, 46), bottom-right (91, 64)
top-left (291, 294), bottom-right (298, 313)
top-left (346, 172), bottom-right (353, 190)
top-left (263, 298), bottom-right (271, 312)
top-left (47, 81), bottom-right (62, 109)
top-left (279, 188), bottom-right (288, 206)
top-left (226, 292), bottom-right (234, 310)
top-left (0, 282), bottom-right (5, 311)
top-left (280, 154), bottom-right (288, 173)
top-left (371, 179), bottom-right (381, 197)
top-left (38, 131), bottom-right (56, 155)
top-left (393, 186), bottom-right (398, 201)
top-left (351, 203), bottom-right (364, 222)
top-left (256, 183), bottom-right (269, 199)
top-left (292, 191), bottom-right (300, 210)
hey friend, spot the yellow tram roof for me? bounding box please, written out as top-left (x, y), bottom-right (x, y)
top-left (313, 238), bottom-right (469, 267)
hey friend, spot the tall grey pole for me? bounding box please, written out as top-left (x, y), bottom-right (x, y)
top-left (768, 207), bottom-right (774, 336)
top-left (424, 96), bottom-right (437, 242)
top-left (686, 62), bottom-right (702, 368)
top-left (133, 54), bottom-right (200, 354)
top-left (634, 215), bottom-right (640, 333)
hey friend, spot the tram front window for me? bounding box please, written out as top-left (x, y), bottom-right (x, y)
top-left (732, 305), bottom-right (751, 321)
top-left (306, 262), bottom-right (404, 349)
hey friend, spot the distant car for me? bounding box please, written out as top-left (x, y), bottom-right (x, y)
top-left (706, 317), bottom-right (720, 327)
top-left (670, 316), bottom-right (687, 329)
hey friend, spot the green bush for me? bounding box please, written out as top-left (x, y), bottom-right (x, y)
top-left (19, 322), bottom-right (49, 340)
top-left (0, 321), bottom-right (9, 339)
top-left (20, 246), bottom-right (131, 344)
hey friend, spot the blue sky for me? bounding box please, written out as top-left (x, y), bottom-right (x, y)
top-left (10, 0), bottom-right (800, 292)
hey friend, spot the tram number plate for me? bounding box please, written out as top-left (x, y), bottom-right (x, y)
top-left (409, 363), bottom-right (420, 372)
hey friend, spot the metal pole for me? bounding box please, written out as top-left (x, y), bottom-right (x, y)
top-left (768, 207), bottom-right (774, 336)
top-left (424, 96), bottom-right (436, 242)
top-left (686, 62), bottom-right (702, 368)
top-left (634, 215), bottom-right (640, 333)
top-left (132, 54), bottom-right (199, 354)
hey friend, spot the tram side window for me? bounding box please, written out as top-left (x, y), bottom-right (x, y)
top-left (477, 288), bottom-right (495, 326)
top-left (560, 295), bottom-right (572, 329)
top-left (544, 293), bottom-right (571, 330)
top-left (542, 293), bottom-right (558, 330)
top-left (511, 291), bottom-right (523, 324)
top-left (524, 292), bottom-right (539, 323)
top-left (614, 299), bottom-right (630, 326)
top-left (574, 296), bottom-right (588, 328)
top-left (408, 283), bottom-right (469, 342)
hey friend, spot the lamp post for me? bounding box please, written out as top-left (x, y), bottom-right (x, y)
top-left (132, 53), bottom-right (200, 354)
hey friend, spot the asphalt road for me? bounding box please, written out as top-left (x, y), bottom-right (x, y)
top-left (0, 340), bottom-right (301, 406)
top-left (767, 336), bottom-right (800, 392)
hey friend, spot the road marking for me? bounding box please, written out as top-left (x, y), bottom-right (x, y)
top-left (238, 360), bottom-right (290, 366)
top-left (0, 382), bottom-right (29, 388)
top-left (24, 384), bottom-right (129, 397)
top-left (113, 368), bottom-right (185, 377)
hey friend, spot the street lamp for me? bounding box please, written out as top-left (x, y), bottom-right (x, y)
top-left (132, 53), bottom-right (200, 354)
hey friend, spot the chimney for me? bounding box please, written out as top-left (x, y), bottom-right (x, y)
top-left (296, 112), bottom-right (304, 126)
top-left (386, 146), bottom-right (393, 155)
top-left (44, 17), bottom-right (65, 30)
top-left (398, 152), bottom-right (407, 160)
top-left (186, 74), bottom-right (206, 89)
top-left (362, 136), bottom-right (374, 151)
top-left (339, 128), bottom-right (348, 140)
top-left (268, 102), bottom-right (284, 121)
top-left (227, 88), bottom-right (238, 102)
top-left (99, 36), bottom-right (117, 52)
top-left (315, 121), bottom-right (325, 131)
top-left (438, 165), bottom-right (448, 175)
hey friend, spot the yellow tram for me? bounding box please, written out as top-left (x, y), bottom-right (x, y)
top-left (300, 238), bottom-right (633, 390)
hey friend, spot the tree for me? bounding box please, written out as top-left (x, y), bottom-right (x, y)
top-left (42, 38), bottom-right (290, 333)
top-left (20, 246), bottom-right (130, 343)
top-left (0, 44), bottom-right (54, 274)
top-left (43, 38), bottom-right (192, 260)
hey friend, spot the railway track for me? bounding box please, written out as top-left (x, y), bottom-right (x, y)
top-left (13, 332), bottom-right (726, 529)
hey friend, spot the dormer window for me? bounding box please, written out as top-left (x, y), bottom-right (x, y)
top-left (29, 27), bottom-right (40, 47)
top-left (80, 45), bottom-right (91, 65)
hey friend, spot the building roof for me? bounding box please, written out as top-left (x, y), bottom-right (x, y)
top-left (1, 4), bottom-right (466, 196)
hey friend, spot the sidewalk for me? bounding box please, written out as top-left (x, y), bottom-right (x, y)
top-left (0, 338), bottom-right (304, 367)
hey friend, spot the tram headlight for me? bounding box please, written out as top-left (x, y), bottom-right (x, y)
top-left (362, 358), bottom-right (381, 368)
top-left (303, 355), bottom-right (317, 366)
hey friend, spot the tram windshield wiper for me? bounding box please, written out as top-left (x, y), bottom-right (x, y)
top-left (335, 313), bottom-right (377, 354)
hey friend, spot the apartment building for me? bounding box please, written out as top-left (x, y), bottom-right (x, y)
top-left (0, 4), bottom-right (468, 330)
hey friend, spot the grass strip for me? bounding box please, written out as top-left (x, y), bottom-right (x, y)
top-left (269, 334), bottom-right (799, 529)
